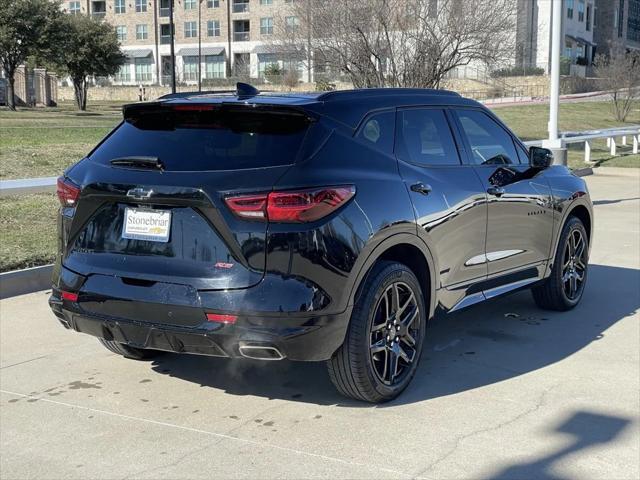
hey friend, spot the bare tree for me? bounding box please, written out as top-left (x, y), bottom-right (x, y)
top-left (273, 0), bottom-right (516, 89)
top-left (594, 48), bottom-right (640, 122)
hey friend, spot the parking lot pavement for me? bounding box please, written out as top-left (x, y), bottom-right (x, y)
top-left (1, 168), bottom-right (639, 480)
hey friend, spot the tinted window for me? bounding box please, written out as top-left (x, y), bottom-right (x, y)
top-left (90, 108), bottom-right (310, 171)
top-left (356, 111), bottom-right (395, 155)
top-left (455, 109), bottom-right (518, 165)
top-left (397, 109), bottom-right (460, 166)
top-left (515, 141), bottom-right (529, 164)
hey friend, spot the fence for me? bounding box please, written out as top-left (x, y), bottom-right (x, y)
top-left (524, 126), bottom-right (640, 163)
top-left (1, 65), bottom-right (58, 106)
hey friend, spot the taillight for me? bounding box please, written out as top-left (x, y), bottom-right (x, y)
top-left (224, 194), bottom-right (269, 220)
top-left (225, 186), bottom-right (355, 223)
top-left (56, 177), bottom-right (80, 207)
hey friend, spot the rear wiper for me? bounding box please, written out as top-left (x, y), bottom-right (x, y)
top-left (110, 156), bottom-right (164, 172)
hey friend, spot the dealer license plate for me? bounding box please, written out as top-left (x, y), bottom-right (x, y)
top-left (122, 207), bottom-right (171, 242)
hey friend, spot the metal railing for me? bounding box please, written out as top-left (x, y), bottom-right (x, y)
top-left (0, 177), bottom-right (57, 197)
top-left (524, 125), bottom-right (640, 163)
top-left (1, 127), bottom-right (638, 198)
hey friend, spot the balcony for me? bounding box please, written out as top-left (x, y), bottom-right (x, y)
top-left (233, 20), bottom-right (250, 42)
top-left (159, 0), bottom-right (170, 17)
top-left (232, 0), bottom-right (249, 13)
top-left (91, 11), bottom-right (106, 18)
top-left (233, 31), bottom-right (250, 41)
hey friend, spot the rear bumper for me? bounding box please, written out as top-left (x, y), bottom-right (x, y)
top-left (49, 291), bottom-right (351, 362)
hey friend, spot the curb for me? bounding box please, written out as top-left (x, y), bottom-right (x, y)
top-left (0, 265), bottom-right (53, 300)
top-left (572, 167), bottom-right (594, 177)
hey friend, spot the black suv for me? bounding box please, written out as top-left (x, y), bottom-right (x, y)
top-left (49, 85), bottom-right (592, 402)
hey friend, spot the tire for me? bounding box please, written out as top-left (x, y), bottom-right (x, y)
top-left (327, 261), bottom-right (427, 403)
top-left (532, 216), bottom-right (589, 311)
top-left (98, 338), bottom-right (163, 360)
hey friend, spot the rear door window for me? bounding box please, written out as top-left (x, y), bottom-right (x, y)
top-left (90, 106), bottom-right (311, 171)
top-left (355, 111), bottom-right (395, 155)
top-left (396, 108), bottom-right (460, 166)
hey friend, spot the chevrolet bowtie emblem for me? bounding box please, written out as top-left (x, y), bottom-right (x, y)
top-left (126, 187), bottom-right (154, 200)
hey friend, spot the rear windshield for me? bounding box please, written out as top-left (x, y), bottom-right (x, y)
top-left (90, 106), bottom-right (311, 171)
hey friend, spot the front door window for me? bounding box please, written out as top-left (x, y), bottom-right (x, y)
top-left (454, 109), bottom-right (519, 165)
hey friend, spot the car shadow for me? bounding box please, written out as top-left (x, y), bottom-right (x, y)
top-left (593, 197), bottom-right (640, 206)
top-left (149, 264), bottom-right (639, 406)
top-left (485, 410), bottom-right (633, 480)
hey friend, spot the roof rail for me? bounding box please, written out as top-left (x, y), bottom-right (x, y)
top-left (316, 88), bottom-right (461, 101)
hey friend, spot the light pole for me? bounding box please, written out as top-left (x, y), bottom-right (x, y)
top-left (169, 0), bottom-right (176, 93)
top-left (226, 0), bottom-right (232, 78)
top-left (198, 0), bottom-right (202, 92)
top-left (543, 0), bottom-right (566, 165)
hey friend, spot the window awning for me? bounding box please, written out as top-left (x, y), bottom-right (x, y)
top-left (566, 35), bottom-right (596, 47)
top-left (125, 49), bottom-right (153, 59)
top-left (576, 36), bottom-right (596, 47)
top-left (178, 47), bottom-right (225, 56)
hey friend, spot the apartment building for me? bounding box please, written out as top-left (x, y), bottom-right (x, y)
top-left (61, 0), bottom-right (639, 85)
top-left (63, 0), bottom-right (305, 85)
top-left (594, 0), bottom-right (640, 56)
top-left (512, 0), bottom-right (597, 74)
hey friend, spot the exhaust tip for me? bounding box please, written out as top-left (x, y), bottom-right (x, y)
top-left (239, 345), bottom-right (284, 361)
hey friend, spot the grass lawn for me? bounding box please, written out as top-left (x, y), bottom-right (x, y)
top-left (0, 99), bottom-right (637, 272)
top-left (0, 102), bottom-right (121, 179)
top-left (0, 193), bottom-right (58, 271)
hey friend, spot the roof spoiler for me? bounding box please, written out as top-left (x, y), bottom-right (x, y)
top-left (157, 82), bottom-right (260, 100)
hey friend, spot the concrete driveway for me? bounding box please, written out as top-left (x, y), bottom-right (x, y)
top-left (1, 168), bottom-right (639, 480)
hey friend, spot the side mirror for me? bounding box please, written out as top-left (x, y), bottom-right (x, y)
top-left (529, 146), bottom-right (553, 168)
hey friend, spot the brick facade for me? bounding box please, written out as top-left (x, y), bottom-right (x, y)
top-left (61, 0), bottom-right (304, 85)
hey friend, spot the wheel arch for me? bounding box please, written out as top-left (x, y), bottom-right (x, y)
top-left (567, 204), bottom-right (592, 243)
top-left (551, 199), bottom-right (594, 265)
top-left (346, 234), bottom-right (437, 321)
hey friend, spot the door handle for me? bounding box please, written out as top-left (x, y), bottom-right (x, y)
top-left (410, 183), bottom-right (432, 195)
top-left (487, 186), bottom-right (506, 197)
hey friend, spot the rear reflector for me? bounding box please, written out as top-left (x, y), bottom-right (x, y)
top-left (61, 291), bottom-right (79, 302)
top-left (225, 186), bottom-right (355, 223)
top-left (206, 313), bottom-right (238, 324)
top-left (56, 177), bottom-right (80, 207)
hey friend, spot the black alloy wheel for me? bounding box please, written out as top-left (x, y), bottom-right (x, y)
top-left (562, 228), bottom-right (588, 301)
top-left (369, 282), bottom-right (421, 386)
top-left (327, 261), bottom-right (426, 403)
top-left (532, 216), bottom-right (589, 311)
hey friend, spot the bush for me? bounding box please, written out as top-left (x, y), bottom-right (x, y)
top-left (263, 63), bottom-right (281, 77)
top-left (283, 70), bottom-right (299, 90)
top-left (491, 65), bottom-right (545, 77)
top-left (560, 75), bottom-right (599, 94)
top-left (201, 76), bottom-right (266, 88)
top-left (315, 79), bottom-right (336, 91)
